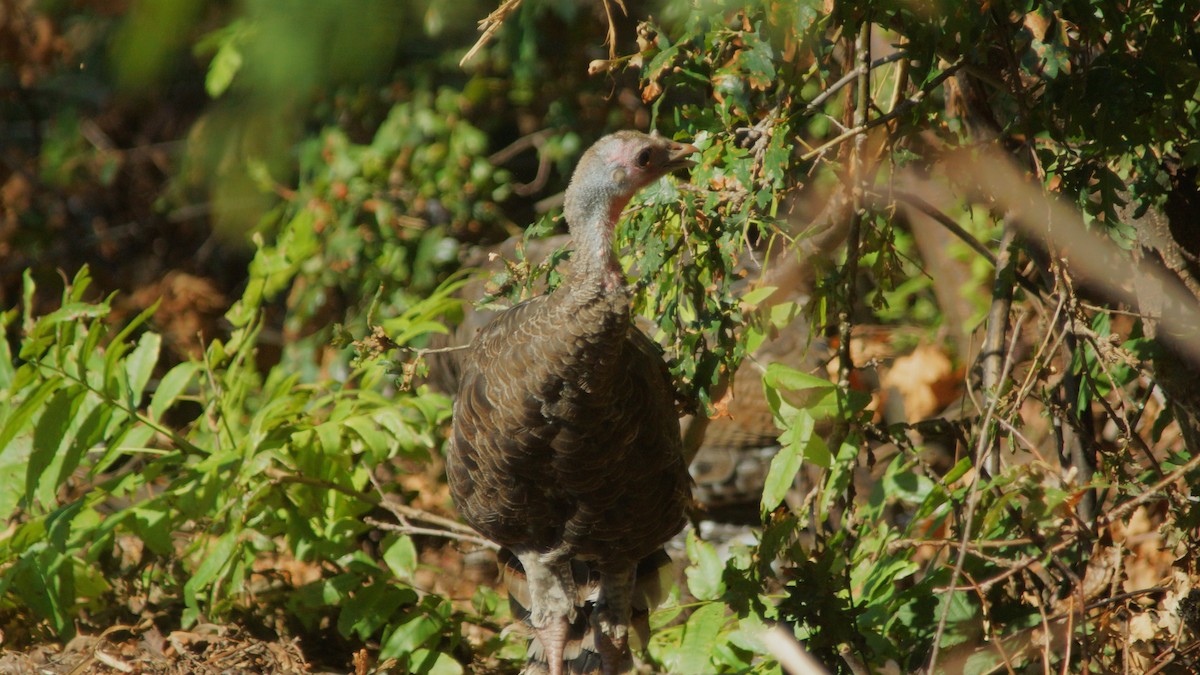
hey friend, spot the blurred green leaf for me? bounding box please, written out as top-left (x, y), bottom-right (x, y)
top-left (685, 532), bottom-right (726, 601)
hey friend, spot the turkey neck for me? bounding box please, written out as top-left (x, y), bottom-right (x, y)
top-left (567, 219), bottom-right (625, 294)
top-left (552, 200), bottom-right (633, 377)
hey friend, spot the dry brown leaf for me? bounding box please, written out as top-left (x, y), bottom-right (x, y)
top-left (1127, 611), bottom-right (1157, 642)
top-left (880, 344), bottom-right (959, 422)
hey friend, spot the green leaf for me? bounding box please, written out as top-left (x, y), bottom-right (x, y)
top-left (339, 582), bottom-right (416, 640)
top-left (0, 434), bottom-right (32, 517)
top-left (762, 410), bottom-right (828, 513)
top-left (882, 462), bottom-right (934, 505)
top-left (763, 363), bottom-right (836, 413)
top-left (126, 331), bottom-right (162, 408)
top-left (763, 362), bottom-right (840, 420)
top-left (183, 532), bottom-right (239, 622)
top-left (740, 285), bottom-right (777, 307)
top-left (942, 456), bottom-right (972, 486)
top-left (314, 419), bottom-right (343, 455)
top-left (406, 649), bottom-right (464, 675)
top-left (93, 424), bottom-right (157, 475)
top-left (206, 39), bottom-right (243, 97)
top-left (684, 531), bottom-right (726, 601)
top-left (8, 543), bottom-right (75, 636)
top-left (149, 361), bottom-right (200, 421)
top-left (761, 419), bottom-right (803, 513)
top-left (819, 440), bottom-right (861, 518)
top-left (382, 534), bottom-right (418, 579)
top-left (934, 590), bottom-right (979, 649)
top-left (344, 414), bottom-right (392, 461)
top-left (378, 600), bottom-right (445, 659)
top-left (0, 314), bottom-right (15, 389)
top-left (0, 377), bottom-right (61, 459)
top-left (676, 602), bottom-right (727, 675)
top-left (132, 506), bottom-right (175, 556)
top-left (28, 389), bottom-right (77, 508)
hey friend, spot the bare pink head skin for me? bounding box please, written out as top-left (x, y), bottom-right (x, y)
top-left (562, 131), bottom-right (697, 286)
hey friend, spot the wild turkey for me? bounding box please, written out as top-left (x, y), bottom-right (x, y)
top-left (446, 131), bottom-right (697, 675)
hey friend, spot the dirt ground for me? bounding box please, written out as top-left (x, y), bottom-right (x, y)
top-left (0, 626), bottom-right (316, 675)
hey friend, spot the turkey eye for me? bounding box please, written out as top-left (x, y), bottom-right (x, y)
top-left (635, 148), bottom-right (652, 167)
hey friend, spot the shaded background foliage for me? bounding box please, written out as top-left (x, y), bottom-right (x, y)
top-left (3, 0), bottom-right (1200, 673)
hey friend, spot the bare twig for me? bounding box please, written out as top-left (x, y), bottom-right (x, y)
top-left (885, 43), bottom-right (911, 114)
top-left (836, 23), bottom-right (871, 398)
top-left (1061, 299), bottom-right (1163, 477)
top-left (886, 537), bottom-right (1034, 553)
top-left (1013, 292), bottom-right (1067, 413)
top-left (268, 469), bottom-right (493, 548)
top-left (979, 215), bottom-right (1020, 476)
top-left (1048, 265), bottom-right (1099, 525)
top-left (825, 23), bottom-right (871, 472)
top-left (761, 625), bottom-right (831, 675)
top-left (803, 50), bottom-right (908, 114)
top-left (888, 189), bottom-right (998, 266)
top-left (940, 450), bottom-right (1200, 594)
top-left (487, 129), bottom-right (560, 196)
top-left (1143, 639), bottom-right (1200, 675)
top-left (600, 0), bottom-right (628, 60)
top-left (269, 469), bottom-right (380, 505)
top-left (839, 645), bottom-right (870, 675)
top-left (825, 24), bottom-right (874, 672)
top-left (801, 57), bottom-right (965, 161)
top-left (365, 472), bottom-right (483, 536)
top-left (460, 0), bottom-right (523, 67)
top-left (403, 344), bottom-right (469, 356)
top-left (928, 309), bottom-right (1027, 673)
top-left (487, 129), bottom-right (555, 165)
top-left (364, 516), bottom-right (498, 550)
top-left (378, 498), bottom-right (481, 537)
top-left (939, 147), bottom-right (1200, 368)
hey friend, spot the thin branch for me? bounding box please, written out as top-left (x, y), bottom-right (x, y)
top-left (979, 215), bottom-right (1020, 476)
top-left (270, 469), bottom-right (493, 548)
top-left (1052, 265), bottom-right (1098, 523)
top-left (1059, 296), bottom-right (1163, 477)
top-left (366, 472), bottom-right (482, 536)
top-left (886, 537), bottom-right (1034, 553)
top-left (378, 498), bottom-right (483, 538)
top-left (802, 57), bottom-right (965, 161)
top-left (839, 645), bottom-right (870, 675)
top-left (1013, 292), bottom-right (1067, 414)
top-left (928, 309), bottom-right (1027, 673)
top-left (761, 625), bottom-right (832, 675)
top-left (269, 469), bottom-right (381, 506)
top-left (803, 50), bottom-right (908, 114)
top-left (827, 22), bottom-right (870, 463)
top-left (403, 344), bottom-right (469, 356)
top-left (488, 129), bottom-right (559, 197)
top-left (600, 0), bottom-right (628, 60)
top-left (889, 191), bottom-right (995, 265)
top-left (940, 450), bottom-right (1200, 594)
top-left (460, 0), bottom-right (524, 68)
top-left (364, 516), bottom-right (498, 550)
top-left (487, 129), bottom-right (555, 165)
top-left (886, 44), bottom-right (911, 114)
top-left (1074, 325), bottom-right (1164, 478)
top-left (829, 24), bottom-right (872, 673)
top-left (1143, 638), bottom-right (1200, 675)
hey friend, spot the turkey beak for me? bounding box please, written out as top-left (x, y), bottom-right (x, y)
top-left (663, 141), bottom-right (699, 172)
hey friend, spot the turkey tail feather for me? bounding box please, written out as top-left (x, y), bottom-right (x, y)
top-left (499, 548), bottom-right (674, 674)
